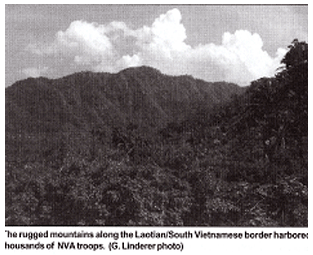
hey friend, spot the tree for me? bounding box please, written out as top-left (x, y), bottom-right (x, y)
top-left (281, 39), bottom-right (308, 69)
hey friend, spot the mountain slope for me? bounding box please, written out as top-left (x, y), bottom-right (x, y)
top-left (6, 66), bottom-right (244, 134)
top-left (6, 67), bottom-right (245, 164)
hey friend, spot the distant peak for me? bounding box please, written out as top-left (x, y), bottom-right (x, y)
top-left (118, 66), bottom-right (162, 75)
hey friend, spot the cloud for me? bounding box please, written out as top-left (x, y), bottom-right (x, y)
top-left (27, 20), bottom-right (115, 66)
top-left (22, 66), bottom-right (49, 78)
top-left (26, 8), bottom-right (287, 86)
top-left (185, 30), bottom-right (287, 84)
top-left (57, 20), bottom-right (115, 66)
top-left (138, 8), bottom-right (189, 52)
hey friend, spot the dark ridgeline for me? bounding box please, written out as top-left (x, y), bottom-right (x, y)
top-left (6, 66), bottom-right (244, 164)
top-left (5, 40), bottom-right (308, 226)
top-left (6, 66), bottom-right (243, 134)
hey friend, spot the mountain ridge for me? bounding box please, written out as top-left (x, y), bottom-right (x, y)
top-left (6, 66), bottom-right (245, 134)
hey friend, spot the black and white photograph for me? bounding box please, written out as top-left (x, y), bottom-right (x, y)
top-left (5, 4), bottom-right (308, 230)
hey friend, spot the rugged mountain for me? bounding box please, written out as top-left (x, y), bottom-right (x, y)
top-left (6, 66), bottom-right (244, 163)
top-left (6, 66), bottom-right (244, 133)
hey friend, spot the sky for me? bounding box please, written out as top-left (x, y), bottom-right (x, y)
top-left (5, 4), bottom-right (308, 87)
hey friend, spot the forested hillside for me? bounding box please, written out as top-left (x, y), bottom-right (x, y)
top-left (5, 40), bottom-right (307, 226)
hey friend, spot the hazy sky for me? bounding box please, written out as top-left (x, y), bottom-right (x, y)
top-left (5, 4), bottom-right (308, 87)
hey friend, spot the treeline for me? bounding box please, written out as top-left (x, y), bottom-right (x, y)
top-left (5, 40), bottom-right (307, 226)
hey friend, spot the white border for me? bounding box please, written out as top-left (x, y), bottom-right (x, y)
top-left (3, 2), bottom-right (310, 254)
